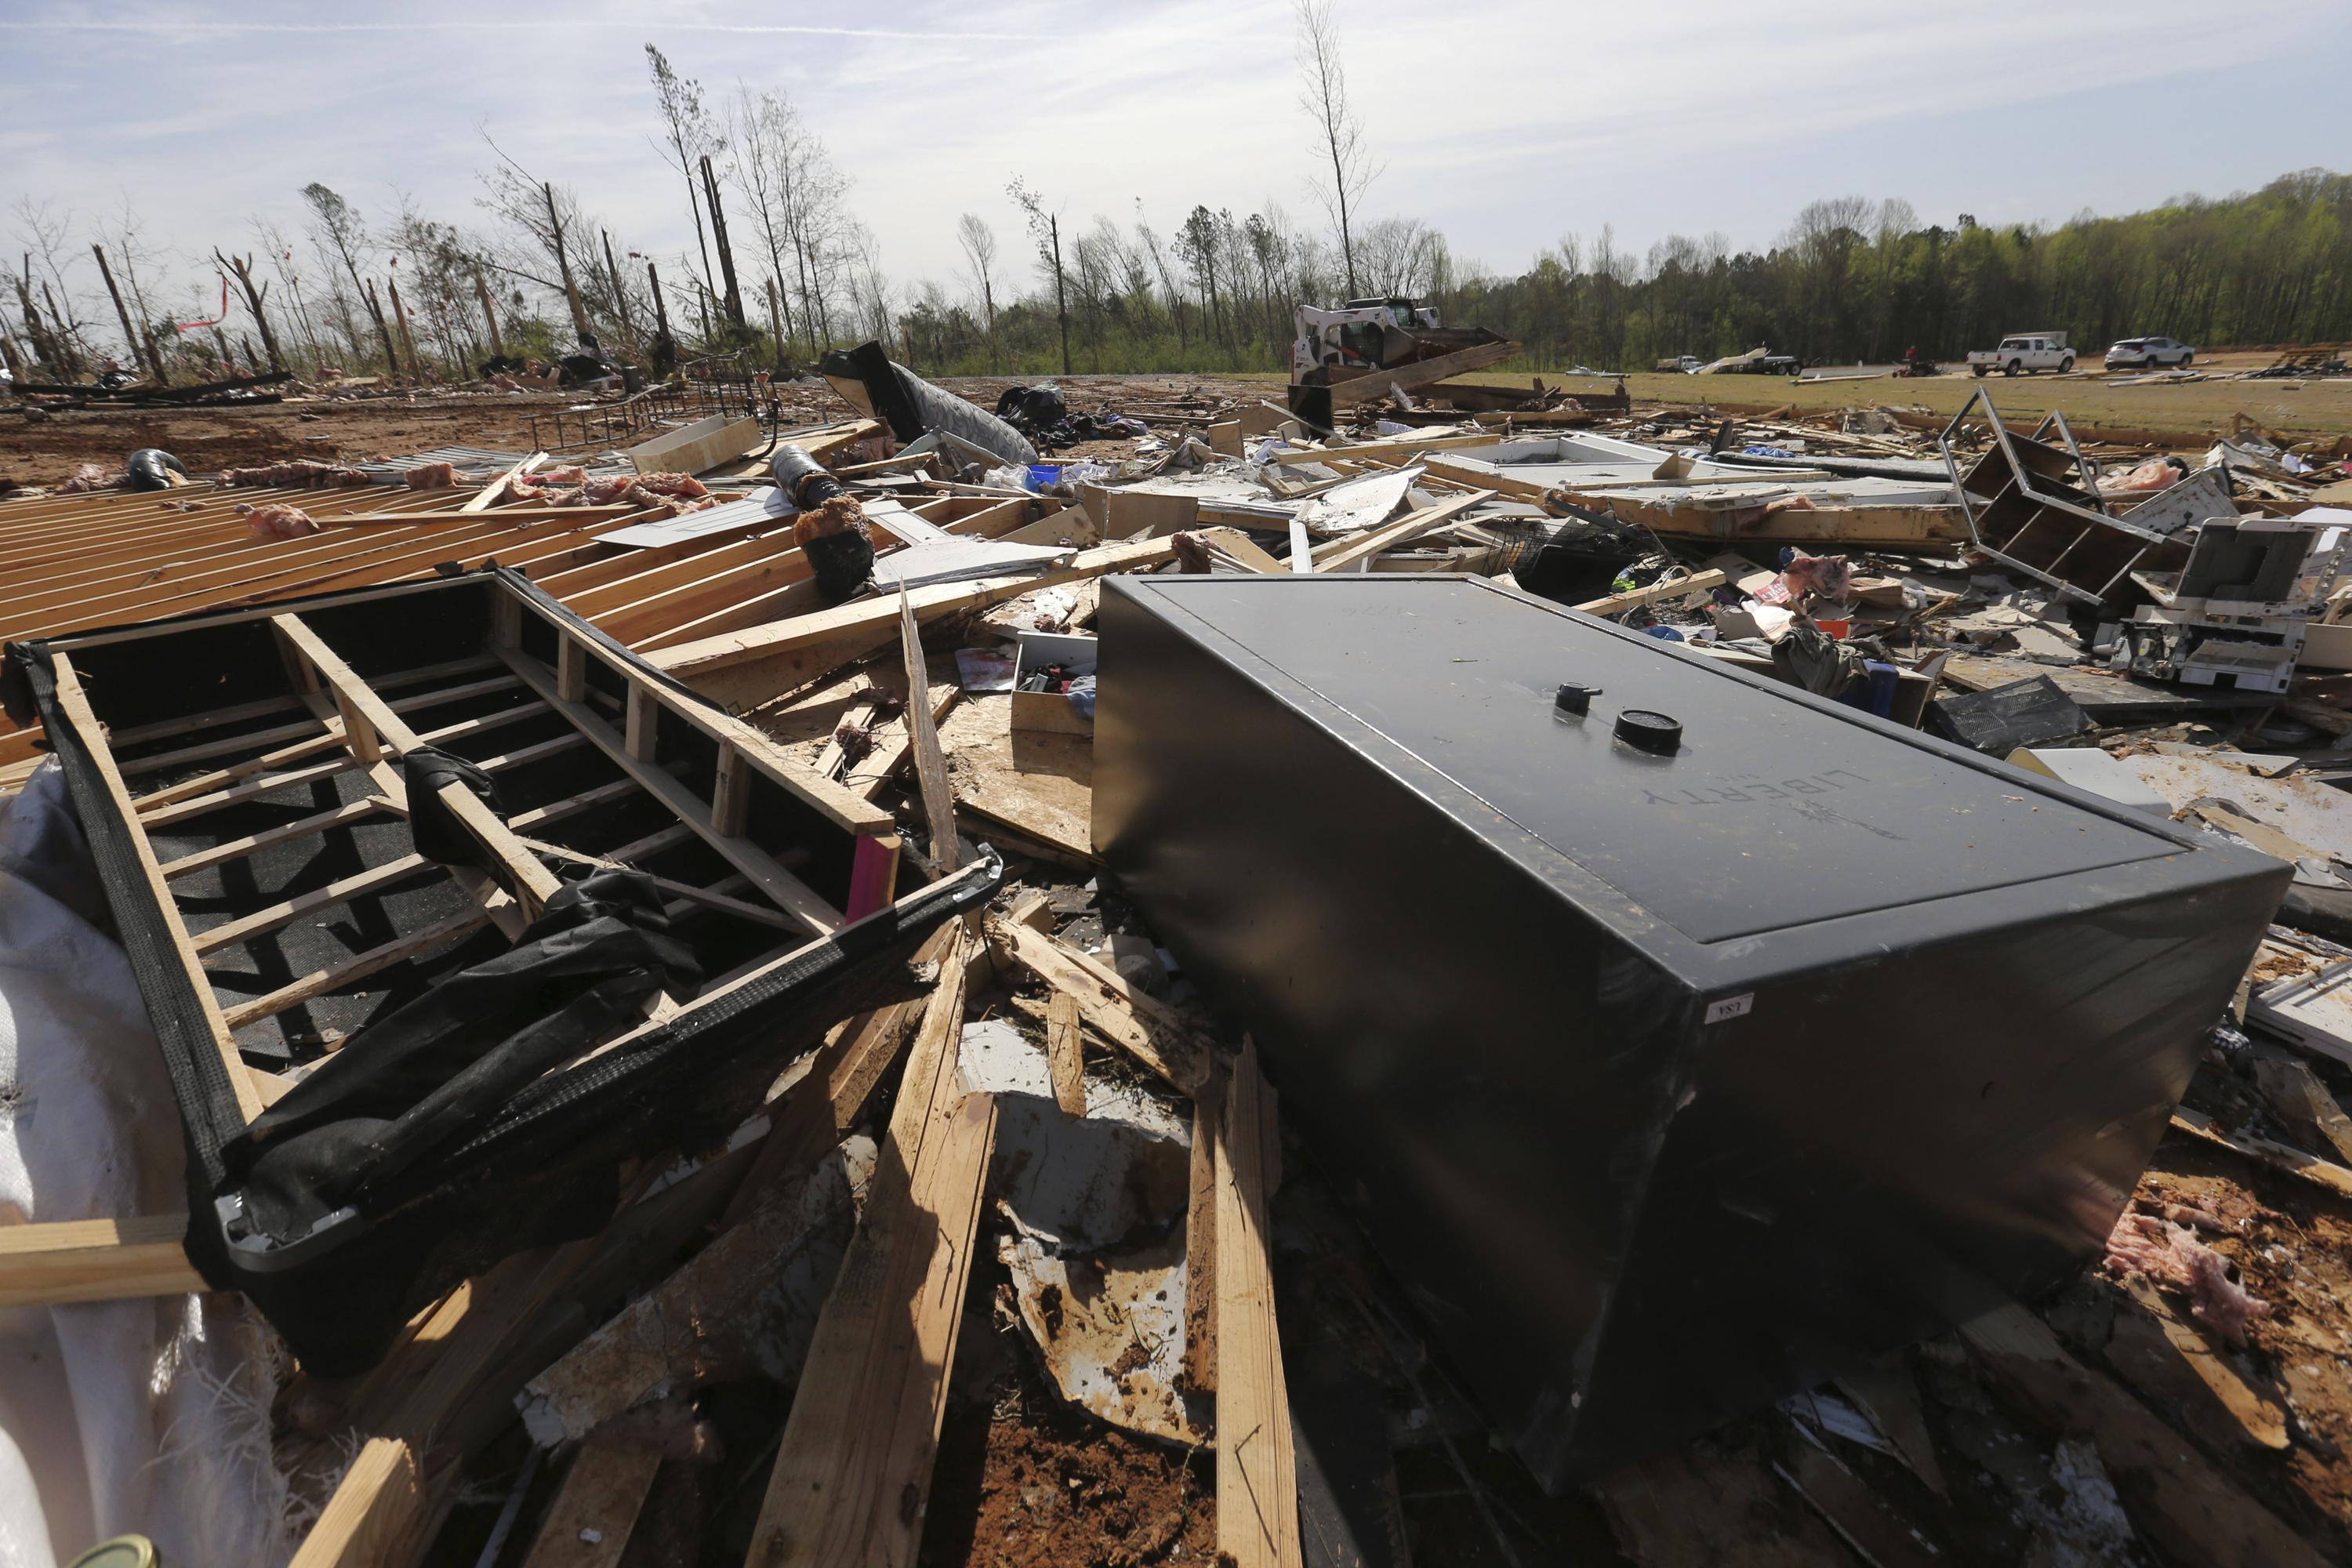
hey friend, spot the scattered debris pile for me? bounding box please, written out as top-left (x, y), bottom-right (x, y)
top-left (2, 347), bottom-right (2351, 1568)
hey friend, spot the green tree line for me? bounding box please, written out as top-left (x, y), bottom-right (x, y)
top-left (902, 168), bottom-right (2352, 378)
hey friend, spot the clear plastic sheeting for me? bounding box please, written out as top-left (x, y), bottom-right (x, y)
top-left (0, 762), bottom-right (294, 1568)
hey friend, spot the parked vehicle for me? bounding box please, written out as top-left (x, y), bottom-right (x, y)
top-left (1966, 333), bottom-right (2074, 377)
top-left (2104, 336), bottom-right (2197, 372)
top-left (1653, 354), bottom-right (1703, 374)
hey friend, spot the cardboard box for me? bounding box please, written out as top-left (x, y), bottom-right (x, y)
top-left (1011, 630), bottom-right (1096, 735)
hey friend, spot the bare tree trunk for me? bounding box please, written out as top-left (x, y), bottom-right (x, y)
top-left (212, 250), bottom-right (283, 372)
top-left (12, 275), bottom-right (60, 372)
top-left (241, 333), bottom-right (262, 373)
top-left (1051, 215), bottom-right (1071, 376)
top-left (361, 278), bottom-right (403, 376)
top-left (601, 230), bottom-right (636, 353)
top-left (471, 271), bottom-right (504, 358)
top-left (0, 316), bottom-right (24, 379)
top-left (39, 280), bottom-right (84, 376)
top-left (387, 276), bottom-right (424, 379)
top-left (543, 184), bottom-right (590, 340)
top-left (699, 156), bottom-right (746, 330)
top-left (93, 244), bottom-right (165, 382)
top-left (211, 327), bottom-right (238, 376)
top-left (766, 275), bottom-right (786, 372)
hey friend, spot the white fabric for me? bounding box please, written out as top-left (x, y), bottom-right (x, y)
top-left (0, 761), bottom-right (294, 1568)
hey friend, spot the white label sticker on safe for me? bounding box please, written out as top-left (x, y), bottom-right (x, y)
top-left (1704, 993), bottom-right (1754, 1025)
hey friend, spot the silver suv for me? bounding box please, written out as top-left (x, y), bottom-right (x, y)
top-left (2106, 336), bottom-right (2196, 372)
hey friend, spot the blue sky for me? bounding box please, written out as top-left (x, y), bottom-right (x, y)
top-left (3, 0), bottom-right (2347, 318)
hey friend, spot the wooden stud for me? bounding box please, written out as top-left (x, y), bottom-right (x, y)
top-left (221, 907), bottom-right (492, 1029)
top-left (0, 1214), bottom-right (203, 1308)
top-left (743, 931), bottom-right (996, 1568)
top-left (982, 916), bottom-right (1214, 1094)
top-left (711, 741), bottom-right (751, 837)
top-left (48, 655), bottom-right (265, 1123)
top-left (1215, 1036), bottom-right (1302, 1568)
top-left (519, 1439), bottom-right (661, 1568)
top-left (556, 634), bottom-right (589, 704)
top-left (494, 647), bottom-right (844, 934)
top-left (844, 833), bottom-right (900, 921)
top-left (898, 588), bottom-right (959, 873)
top-left (624, 681), bottom-right (659, 762)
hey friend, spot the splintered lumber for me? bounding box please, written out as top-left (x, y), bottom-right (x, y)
top-left (1182, 1064), bottom-right (1224, 1398)
top-left (1575, 568), bottom-right (1730, 617)
top-left (1215, 1037), bottom-right (1301, 1568)
top-left (2107, 1274), bottom-right (2292, 1451)
top-left (460, 450), bottom-right (547, 513)
top-left (1045, 991), bottom-right (1086, 1116)
top-left (931, 699), bottom-right (1092, 863)
top-left (521, 1439), bottom-right (662, 1567)
top-left (1305, 491), bottom-right (1496, 574)
top-left (1323, 339), bottom-right (1520, 405)
top-left (983, 916), bottom-right (1214, 1094)
top-left (1958, 1303), bottom-right (2328, 1568)
top-left (647, 534), bottom-right (1188, 706)
top-left (48, 654), bottom-right (267, 1122)
top-left (521, 935), bottom-right (953, 1441)
top-left (626, 413), bottom-right (760, 477)
top-left (2170, 1106), bottom-right (2352, 1199)
top-left (898, 586), bottom-right (960, 873)
top-left (0, 1214), bottom-right (202, 1308)
top-left (743, 932), bottom-right (996, 1567)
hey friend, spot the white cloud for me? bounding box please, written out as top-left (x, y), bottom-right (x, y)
top-left (4, 0), bottom-right (2339, 329)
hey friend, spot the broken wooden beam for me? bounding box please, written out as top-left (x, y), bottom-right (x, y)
top-left (1214, 1036), bottom-right (1302, 1568)
top-left (742, 931), bottom-right (996, 1566)
top-left (1958, 1302), bottom-right (2328, 1568)
top-left (982, 915), bottom-right (1215, 1094)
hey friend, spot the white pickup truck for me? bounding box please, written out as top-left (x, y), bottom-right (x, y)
top-left (1967, 332), bottom-right (2074, 377)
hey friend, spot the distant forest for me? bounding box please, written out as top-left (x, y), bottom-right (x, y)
top-left (907, 167), bottom-right (2352, 376)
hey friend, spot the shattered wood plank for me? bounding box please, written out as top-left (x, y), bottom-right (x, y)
top-left (983, 916), bottom-right (1214, 1094)
top-left (1045, 990), bottom-right (1086, 1116)
top-left (1323, 339), bottom-right (1519, 405)
top-left (2170, 1106), bottom-right (2352, 1199)
top-left (898, 586), bottom-right (959, 873)
top-left (1958, 1302), bottom-right (2328, 1568)
top-left (932, 697), bottom-right (1092, 862)
top-left (2107, 1274), bottom-right (2291, 1451)
top-left (1831, 1361), bottom-right (1947, 1497)
top-left (0, 1214), bottom-right (201, 1308)
top-left (646, 534), bottom-right (1186, 702)
top-left (1575, 568), bottom-right (1730, 618)
top-left (517, 935), bottom-right (955, 1442)
top-left (1216, 1036), bottom-right (1302, 1568)
top-left (1183, 1063), bottom-right (1223, 1399)
top-left (1595, 1439), bottom-right (1865, 1567)
top-left (520, 1438), bottom-right (661, 1567)
top-left (1771, 1421), bottom-right (1941, 1568)
top-left (744, 932), bottom-right (996, 1568)
top-left (460, 450), bottom-right (547, 513)
top-left (2249, 1045), bottom-right (2352, 1166)
top-left (1305, 492), bottom-right (1496, 574)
